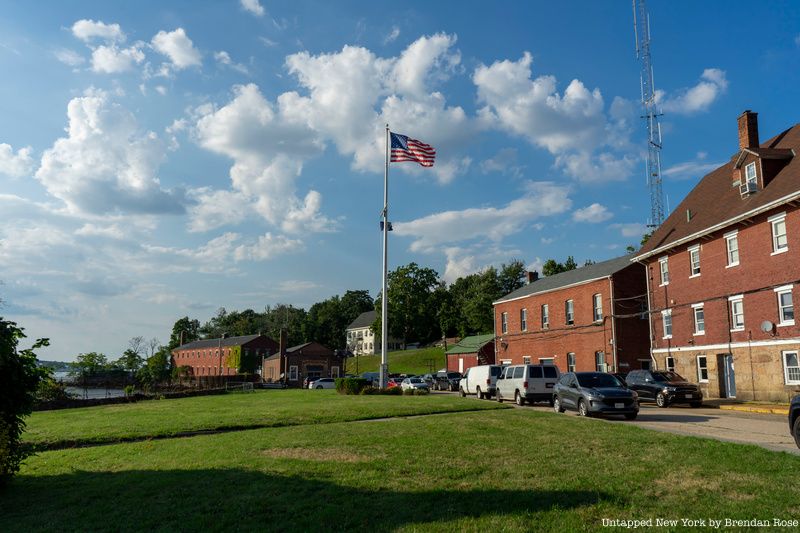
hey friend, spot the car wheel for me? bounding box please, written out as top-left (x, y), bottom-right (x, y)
top-left (553, 396), bottom-right (565, 413)
top-left (476, 386), bottom-right (483, 400)
top-left (624, 412), bottom-right (637, 420)
top-left (578, 399), bottom-right (589, 417)
top-left (316, 385), bottom-right (323, 389)
top-left (794, 416), bottom-right (800, 449)
top-left (690, 401), bottom-right (703, 408)
top-left (514, 391), bottom-right (525, 406)
top-left (459, 387), bottom-right (466, 397)
top-left (656, 392), bottom-right (668, 408)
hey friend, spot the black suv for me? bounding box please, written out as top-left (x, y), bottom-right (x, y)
top-left (790, 394), bottom-right (800, 449)
top-left (434, 371), bottom-right (462, 391)
top-left (553, 372), bottom-right (639, 419)
top-left (625, 370), bottom-right (703, 408)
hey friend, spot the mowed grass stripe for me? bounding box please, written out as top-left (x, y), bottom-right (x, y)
top-left (24, 390), bottom-right (507, 449)
top-left (3, 408), bottom-right (799, 532)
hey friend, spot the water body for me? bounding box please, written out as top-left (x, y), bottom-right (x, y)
top-left (53, 371), bottom-right (128, 399)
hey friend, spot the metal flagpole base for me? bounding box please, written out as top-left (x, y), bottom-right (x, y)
top-left (379, 362), bottom-right (388, 389)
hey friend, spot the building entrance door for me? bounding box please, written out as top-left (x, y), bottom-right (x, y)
top-left (718, 353), bottom-right (736, 398)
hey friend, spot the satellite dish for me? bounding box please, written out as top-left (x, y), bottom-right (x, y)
top-left (761, 320), bottom-right (775, 333)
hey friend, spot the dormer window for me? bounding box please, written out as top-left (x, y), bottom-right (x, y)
top-left (745, 162), bottom-right (757, 187)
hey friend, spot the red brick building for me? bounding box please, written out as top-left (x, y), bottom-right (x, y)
top-left (261, 340), bottom-right (343, 387)
top-left (171, 334), bottom-right (279, 377)
top-left (634, 111), bottom-right (800, 401)
top-left (446, 334), bottom-right (495, 373)
top-left (492, 256), bottom-right (649, 373)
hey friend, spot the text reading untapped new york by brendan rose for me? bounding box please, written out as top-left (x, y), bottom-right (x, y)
top-left (602, 518), bottom-right (799, 529)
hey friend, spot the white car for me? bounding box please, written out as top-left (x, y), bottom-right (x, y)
top-left (401, 377), bottom-right (429, 391)
top-left (309, 378), bottom-right (336, 389)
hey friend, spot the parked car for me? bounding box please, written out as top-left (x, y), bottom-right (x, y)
top-left (625, 370), bottom-right (703, 408)
top-left (496, 364), bottom-right (560, 406)
top-left (401, 377), bottom-right (429, 391)
top-left (459, 365), bottom-right (502, 399)
top-left (420, 374), bottom-right (436, 387)
top-left (361, 372), bottom-right (380, 386)
top-left (610, 373), bottom-right (629, 387)
top-left (790, 394), bottom-right (800, 449)
top-left (310, 378), bottom-right (336, 390)
top-left (387, 378), bottom-right (403, 389)
top-left (553, 372), bottom-right (639, 419)
top-left (303, 376), bottom-right (321, 388)
top-left (433, 371), bottom-right (462, 391)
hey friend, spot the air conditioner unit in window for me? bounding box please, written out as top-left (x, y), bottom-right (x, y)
top-left (739, 181), bottom-right (757, 197)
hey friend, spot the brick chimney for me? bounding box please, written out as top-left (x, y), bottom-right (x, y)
top-left (526, 271), bottom-right (539, 284)
top-left (737, 110), bottom-right (759, 150)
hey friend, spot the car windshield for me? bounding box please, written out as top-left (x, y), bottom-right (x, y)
top-left (410, 378), bottom-right (423, 383)
top-left (652, 371), bottom-right (685, 382)
top-left (576, 373), bottom-right (623, 388)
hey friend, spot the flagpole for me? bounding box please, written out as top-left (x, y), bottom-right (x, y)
top-left (380, 124), bottom-right (389, 389)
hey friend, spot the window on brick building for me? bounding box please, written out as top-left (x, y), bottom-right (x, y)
top-left (289, 365), bottom-right (298, 381)
top-left (523, 356), bottom-right (531, 365)
top-left (688, 246), bottom-right (701, 277)
top-left (501, 312), bottom-right (508, 334)
top-left (567, 352), bottom-right (576, 372)
top-left (541, 304), bottom-right (549, 329)
top-left (692, 304), bottom-right (705, 335)
top-left (661, 309), bottom-right (672, 339)
top-left (725, 231), bottom-right (739, 267)
top-left (776, 286), bottom-right (795, 326)
top-left (696, 355), bottom-right (708, 382)
top-left (745, 161), bottom-right (757, 188)
top-left (659, 257), bottom-right (669, 285)
top-left (595, 351), bottom-right (606, 372)
top-left (520, 308), bottom-right (527, 331)
top-left (729, 295), bottom-right (744, 331)
top-left (593, 294), bottom-right (602, 322)
top-left (565, 299), bottom-right (574, 325)
top-left (770, 213), bottom-right (788, 254)
top-left (539, 357), bottom-right (554, 365)
top-left (783, 351), bottom-right (800, 385)
top-left (665, 356), bottom-right (675, 372)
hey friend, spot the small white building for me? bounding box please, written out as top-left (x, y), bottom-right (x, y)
top-left (346, 310), bottom-right (401, 356)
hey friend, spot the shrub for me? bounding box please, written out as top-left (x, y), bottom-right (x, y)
top-left (35, 373), bottom-right (74, 403)
top-left (0, 319), bottom-right (48, 487)
top-left (402, 388), bottom-right (430, 396)
top-left (359, 386), bottom-right (403, 396)
top-left (335, 378), bottom-right (369, 395)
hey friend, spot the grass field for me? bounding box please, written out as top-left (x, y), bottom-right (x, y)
top-left (345, 346), bottom-right (446, 375)
top-left (22, 390), bottom-right (504, 449)
top-left (3, 392), bottom-right (800, 532)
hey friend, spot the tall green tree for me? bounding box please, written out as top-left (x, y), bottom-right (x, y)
top-left (169, 317), bottom-right (200, 350)
top-left (376, 263), bottom-right (443, 345)
top-left (542, 256), bottom-right (579, 276)
top-left (71, 352), bottom-right (108, 377)
top-left (497, 259), bottom-right (527, 296)
top-left (0, 318), bottom-right (48, 486)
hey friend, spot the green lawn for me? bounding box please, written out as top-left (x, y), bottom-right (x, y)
top-left (3, 405), bottom-right (799, 532)
top-left (345, 346), bottom-right (447, 375)
top-left (23, 390), bottom-right (505, 449)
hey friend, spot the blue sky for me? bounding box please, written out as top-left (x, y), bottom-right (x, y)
top-left (1, 0), bottom-right (798, 361)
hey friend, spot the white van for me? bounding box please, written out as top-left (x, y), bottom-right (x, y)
top-left (496, 364), bottom-right (561, 406)
top-left (459, 365), bottom-right (502, 399)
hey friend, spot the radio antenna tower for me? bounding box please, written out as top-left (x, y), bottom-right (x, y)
top-left (633, 0), bottom-right (665, 228)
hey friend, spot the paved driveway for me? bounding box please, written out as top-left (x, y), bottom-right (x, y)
top-left (521, 401), bottom-right (798, 455)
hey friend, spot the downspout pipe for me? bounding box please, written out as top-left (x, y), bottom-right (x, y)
top-left (635, 258), bottom-right (658, 370)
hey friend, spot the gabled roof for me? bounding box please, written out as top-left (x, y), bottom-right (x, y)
top-left (446, 334), bottom-right (495, 355)
top-left (347, 310), bottom-right (376, 330)
top-left (174, 334), bottom-right (265, 351)
top-left (635, 123), bottom-right (800, 261)
top-left (493, 254), bottom-right (636, 305)
top-left (264, 341), bottom-right (334, 360)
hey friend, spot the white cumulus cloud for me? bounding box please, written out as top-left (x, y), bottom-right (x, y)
top-left (0, 143), bottom-right (35, 178)
top-left (91, 44), bottom-right (145, 73)
top-left (240, 0), bottom-right (265, 17)
top-left (573, 203), bottom-right (613, 223)
top-left (54, 48), bottom-right (85, 67)
top-left (72, 19), bottom-right (125, 42)
top-left (151, 28), bottom-right (202, 70)
top-left (658, 68), bottom-right (728, 115)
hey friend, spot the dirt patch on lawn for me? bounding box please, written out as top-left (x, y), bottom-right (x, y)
top-left (261, 447), bottom-right (383, 462)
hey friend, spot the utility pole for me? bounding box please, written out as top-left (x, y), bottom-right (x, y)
top-left (633, 0), bottom-right (665, 228)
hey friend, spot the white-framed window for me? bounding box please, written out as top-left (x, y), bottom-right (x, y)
top-left (289, 365), bottom-right (298, 381)
top-left (522, 356), bottom-right (531, 365)
top-left (595, 351), bottom-right (606, 372)
top-left (501, 312), bottom-right (508, 334)
top-left (541, 304), bottom-right (549, 329)
top-left (769, 213), bottom-right (788, 254)
top-left (565, 299), bottom-right (574, 325)
top-left (745, 161), bottom-right (757, 187)
top-left (729, 295), bottom-right (744, 331)
top-left (500, 359), bottom-right (512, 365)
top-left (665, 356), bottom-right (675, 372)
top-left (520, 308), bottom-right (528, 331)
top-left (783, 351), bottom-right (800, 385)
top-left (593, 294), bottom-right (603, 322)
top-left (661, 309), bottom-right (672, 339)
top-left (725, 230), bottom-right (740, 267)
top-left (688, 245), bottom-right (701, 277)
top-left (567, 352), bottom-right (576, 373)
top-left (659, 256), bottom-right (669, 285)
top-left (697, 355), bottom-right (708, 383)
top-left (539, 357), bottom-right (554, 365)
top-left (775, 286), bottom-right (795, 326)
top-left (692, 303), bottom-right (705, 335)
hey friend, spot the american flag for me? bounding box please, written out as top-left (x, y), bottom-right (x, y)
top-left (390, 132), bottom-right (435, 167)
